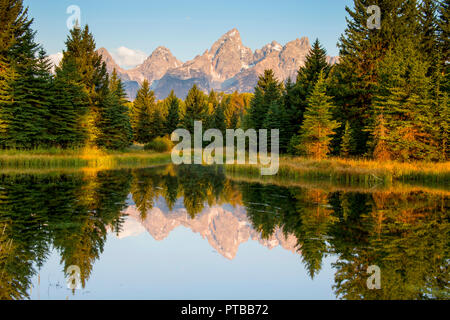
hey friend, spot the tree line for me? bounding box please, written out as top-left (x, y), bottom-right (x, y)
top-left (130, 80), bottom-right (252, 145)
top-left (242, 0), bottom-right (449, 161)
top-left (133, 0), bottom-right (449, 162)
top-left (0, 0), bottom-right (448, 162)
top-left (0, 0), bottom-right (132, 149)
top-left (0, 0), bottom-right (251, 151)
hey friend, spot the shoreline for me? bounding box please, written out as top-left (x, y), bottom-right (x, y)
top-left (0, 150), bottom-right (449, 186)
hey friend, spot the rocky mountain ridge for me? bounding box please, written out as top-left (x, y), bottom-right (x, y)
top-left (98, 28), bottom-right (339, 100)
top-left (120, 198), bottom-right (299, 260)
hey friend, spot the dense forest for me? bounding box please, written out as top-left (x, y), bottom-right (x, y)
top-left (0, 0), bottom-right (448, 162)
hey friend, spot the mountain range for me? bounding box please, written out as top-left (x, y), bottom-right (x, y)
top-left (97, 28), bottom-right (339, 100)
top-left (119, 197), bottom-right (299, 260)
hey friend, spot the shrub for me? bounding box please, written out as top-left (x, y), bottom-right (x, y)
top-left (144, 136), bottom-right (174, 152)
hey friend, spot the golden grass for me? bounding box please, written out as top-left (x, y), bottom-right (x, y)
top-left (1, 148), bottom-right (448, 187)
top-left (226, 171), bottom-right (450, 196)
top-left (226, 156), bottom-right (450, 185)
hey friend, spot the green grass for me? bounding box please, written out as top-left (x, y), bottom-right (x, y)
top-left (1, 149), bottom-right (449, 188)
top-left (0, 147), bottom-right (172, 170)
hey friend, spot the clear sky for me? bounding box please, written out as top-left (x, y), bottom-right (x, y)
top-left (24, 0), bottom-right (353, 68)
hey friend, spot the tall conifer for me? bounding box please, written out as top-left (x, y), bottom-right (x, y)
top-left (296, 73), bottom-right (340, 159)
top-left (165, 90), bottom-right (181, 135)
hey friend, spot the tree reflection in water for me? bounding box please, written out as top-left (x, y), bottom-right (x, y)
top-left (0, 165), bottom-right (448, 300)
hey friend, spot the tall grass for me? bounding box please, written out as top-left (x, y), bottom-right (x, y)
top-left (0, 147), bottom-right (172, 170)
top-left (1, 148), bottom-right (449, 187)
top-left (226, 156), bottom-right (450, 186)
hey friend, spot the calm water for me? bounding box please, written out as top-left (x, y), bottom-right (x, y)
top-left (0, 165), bottom-right (448, 300)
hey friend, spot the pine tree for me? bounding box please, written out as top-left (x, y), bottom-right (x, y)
top-left (205, 90), bottom-right (219, 130)
top-left (212, 101), bottom-right (226, 134)
top-left (297, 39), bottom-right (332, 94)
top-left (0, 4), bottom-right (51, 149)
top-left (437, 0), bottom-right (449, 92)
top-left (49, 57), bottom-right (89, 148)
top-left (61, 25), bottom-right (109, 147)
top-left (436, 92), bottom-right (449, 160)
top-left (247, 70), bottom-right (283, 130)
top-left (165, 90), bottom-right (180, 135)
top-left (434, 1), bottom-right (449, 161)
top-left (182, 84), bottom-right (208, 133)
top-left (419, 0), bottom-right (440, 80)
top-left (130, 80), bottom-right (155, 144)
top-left (96, 95), bottom-right (132, 150)
top-left (372, 39), bottom-right (439, 161)
top-left (297, 73), bottom-right (340, 159)
top-left (340, 121), bottom-right (353, 157)
top-left (263, 100), bottom-right (289, 152)
top-left (148, 103), bottom-right (165, 141)
top-left (0, 0), bottom-right (26, 124)
top-left (284, 39), bottom-right (331, 152)
top-left (101, 70), bottom-right (132, 149)
top-left (331, 0), bottom-right (421, 156)
top-left (372, 114), bottom-right (391, 161)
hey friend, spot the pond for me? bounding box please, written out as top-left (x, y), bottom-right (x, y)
top-left (0, 165), bottom-right (448, 300)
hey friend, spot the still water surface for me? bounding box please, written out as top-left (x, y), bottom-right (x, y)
top-left (0, 165), bottom-right (448, 300)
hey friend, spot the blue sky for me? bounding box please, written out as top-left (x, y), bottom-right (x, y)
top-left (24, 0), bottom-right (353, 68)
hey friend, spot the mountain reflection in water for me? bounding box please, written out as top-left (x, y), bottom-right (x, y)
top-left (0, 165), bottom-right (448, 300)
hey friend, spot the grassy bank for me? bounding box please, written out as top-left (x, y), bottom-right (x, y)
top-left (225, 156), bottom-right (450, 186)
top-left (0, 147), bottom-right (172, 170)
top-left (1, 149), bottom-right (449, 186)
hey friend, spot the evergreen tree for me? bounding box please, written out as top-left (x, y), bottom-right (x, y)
top-left (247, 70), bottom-right (283, 130)
top-left (263, 100), bottom-right (289, 152)
top-left (436, 92), bottom-right (449, 160)
top-left (284, 39), bottom-right (331, 152)
top-left (212, 100), bottom-right (226, 134)
top-left (372, 39), bottom-right (439, 161)
top-left (297, 39), bottom-right (332, 94)
top-left (148, 103), bottom-right (165, 141)
top-left (223, 92), bottom-right (249, 129)
top-left (437, 0), bottom-right (449, 92)
top-left (372, 114), bottom-right (391, 161)
top-left (419, 0), bottom-right (439, 72)
top-left (0, 4), bottom-right (51, 149)
top-left (61, 25), bottom-right (109, 147)
top-left (340, 121), bottom-right (353, 157)
top-left (182, 84), bottom-right (208, 133)
top-left (330, 0), bottom-right (421, 156)
top-left (49, 57), bottom-right (89, 148)
top-left (130, 80), bottom-right (155, 144)
top-left (438, 0), bottom-right (449, 60)
top-left (165, 90), bottom-right (180, 135)
top-left (96, 70), bottom-right (132, 149)
top-left (296, 73), bottom-right (340, 159)
top-left (205, 90), bottom-right (219, 130)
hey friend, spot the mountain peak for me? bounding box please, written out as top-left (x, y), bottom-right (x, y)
top-left (298, 36), bottom-right (310, 48)
top-left (224, 28), bottom-right (240, 37)
top-left (101, 30), bottom-right (337, 101)
top-left (153, 46), bottom-right (171, 54)
top-left (130, 46), bottom-right (182, 84)
top-left (97, 47), bottom-right (111, 58)
top-left (212, 28), bottom-right (242, 49)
